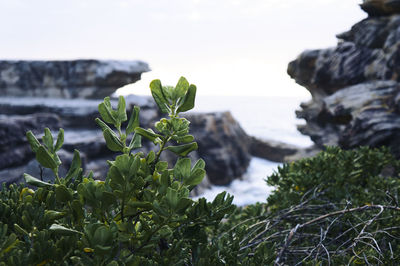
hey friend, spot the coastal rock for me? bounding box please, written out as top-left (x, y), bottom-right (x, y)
top-left (288, 4), bottom-right (400, 158)
top-left (0, 98), bottom-right (251, 187)
top-left (0, 60), bottom-right (150, 99)
top-left (0, 113), bottom-right (61, 169)
top-left (0, 149), bottom-right (87, 185)
top-left (0, 113), bottom-right (61, 148)
top-left (249, 136), bottom-right (299, 162)
top-left (361, 0), bottom-right (400, 17)
top-left (185, 112), bottom-right (251, 185)
top-left (0, 97), bottom-right (158, 129)
top-left (248, 136), bottom-right (321, 163)
top-left (288, 42), bottom-right (388, 98)
top-left (284, 145), bottom-right (321, 162)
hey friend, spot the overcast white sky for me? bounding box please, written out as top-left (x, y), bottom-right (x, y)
top-left (0, 0), bottom-right (366, 97)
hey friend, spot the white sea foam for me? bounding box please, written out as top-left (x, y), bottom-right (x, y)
top-left (194, 158), bottom-right (280, 206)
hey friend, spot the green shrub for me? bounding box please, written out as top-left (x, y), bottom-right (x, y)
top-left (2, 76), bottom-right (400, 265)
top-left (0, 77), bottom-right (238, 265)
top-left (222, 146), bottom-right (400, 265)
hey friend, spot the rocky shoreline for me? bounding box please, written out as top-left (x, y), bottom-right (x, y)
top-left (0, 60), bottom-right (311, 193)
top-left (288, 0), bottom-right (400, 159)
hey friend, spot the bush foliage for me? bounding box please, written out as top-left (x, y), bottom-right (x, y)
top-left (0, 77), bottom-right (400, 265)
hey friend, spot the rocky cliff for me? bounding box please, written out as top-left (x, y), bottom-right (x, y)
top-left (288, 0), bottom-right (400, 158)
top-left (0, 60), bottom-right (150, 99)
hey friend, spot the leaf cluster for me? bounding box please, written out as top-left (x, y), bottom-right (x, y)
top-left (0, 77), bottom-right (238, 265)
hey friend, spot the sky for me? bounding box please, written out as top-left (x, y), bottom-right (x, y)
top-left (0, 0), bottom-right (366, 97)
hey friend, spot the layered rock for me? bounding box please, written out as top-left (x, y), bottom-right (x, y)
top-left (288, 4), bottom-right (400, 158)
top-left (0, 60), bottom-right (150, 99)
top-left (0, 96), bottom-right (252, 187)
top-left (0, 96), bottom-right (158, 129)
top-left (0, 59), bottom-right (266, 188)
top-left (0, 113), bottom-right (61, 170)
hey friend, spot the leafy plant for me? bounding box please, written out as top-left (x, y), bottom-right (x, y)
top-left (0, 77), bottom-right (236, 265)
top-left (3, 76), bottom-right (400, 265)
top-left (221, 146), bottom-right (400, 265)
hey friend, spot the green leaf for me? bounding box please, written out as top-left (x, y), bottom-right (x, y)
top-left (0, 233), bottom-right (18, 256)
top-left (174, 76), bottom-right (189, 99)
top-left (193, 159), bottom-right (206, 170)
top-left (108, 165), bottom-right (125, 189)
top-left (212, 191), bottom-right (232, 206)
top-left (159, 170), bottom-right (170, 195)
top-left (98, 97), bottom-right (116, 124)
top-left (174, 158), bottom-right (191, 182)
top-left (101, 191), bottom-right (117, 209)
top-left (95, 118), bottom-right (114, 132)
top-left (103, 128), bottom-right (124, 152)
top-left (24, 173), bottom-right (53, 187)
top-left (71, 200), bottom-right (84, 222)
top-left (13, 224), bottom-right (28, 236)
top-left (43, 128), bottom-right (54, 152)
top-left (166, 142), bottom-right (198, 157)
top-left (93, 226), bottom-right (113, 245)
top-left (150, 79), bottom-right (169, 113)
top-left (146, 151), bottom-right (155, 164)
top-left (129, 156), bottom-right (141, 174)
top-left (54, 128), bottom-right (64, 151)
top-left (26, 131), bottom-right (41, 152)
top-left (65, 150), bottom-right (81, 182)
top-left (36, 146), bottom-right (58, 169)
top-left (55, 184), bottom-right (73, 202)
top-left (153, 200), bottom-right (169, 216)
top-left (117, 95), bottom-right (128, 123)
top-left (184, 168), bottom-right (205, 186)
top-left (176, 198), bottom-right (192, 213)
top-left (156, 161), bottom-right (168, 172)
top-left (166, 188), bottom-right (179, 209)
top-left (134, 127), bottom-right (161, 142)
top-left (126, 201), bottom-right (153, 210)
top-left (49, 224), bottom-right (82, 235)
top-left (172, 135), bottom-right (194, 144)
top-left (44, 210), bottom-right (67, 222)
top-left (126, 106), bottom-right (140, 135)
top-left (177, 84), bottom-right (196, 113)
top-left (128, 133), bottom-right (142, 150)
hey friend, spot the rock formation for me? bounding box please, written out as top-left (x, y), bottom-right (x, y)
top-left (0, 60), bottom-right (150, 99)
top-left (361, 0), bottom-right (400, 17)
top-left (288, 2), bottom-right (400, 158)
top-left (185, 112), bottom-right (251, 185)
top-left (0, 96), bottom-right (252, 188)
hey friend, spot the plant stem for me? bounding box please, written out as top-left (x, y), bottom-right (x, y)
top-left (153, 137), bottom-right (169, 170)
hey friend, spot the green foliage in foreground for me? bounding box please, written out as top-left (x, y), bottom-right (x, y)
top-left (0, 77), bottom-right (239, 265)
top-left (1, 76), bottom-right (400, 265)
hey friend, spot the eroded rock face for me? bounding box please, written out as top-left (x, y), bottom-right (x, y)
top-left (288, 4), bottom-right (400, 158)
top-left (185, 112), bottom-right (251, 185)
top-left (0, 60), bottom-right (150, 99)
top-left (0, 96), bottom-right (252, 188)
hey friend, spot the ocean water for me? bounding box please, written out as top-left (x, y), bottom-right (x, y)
top-left (192, 95), bottom-right (313, 206)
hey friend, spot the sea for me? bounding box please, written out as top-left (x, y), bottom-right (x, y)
top-left (191, 95), bottom-right (314, 206)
